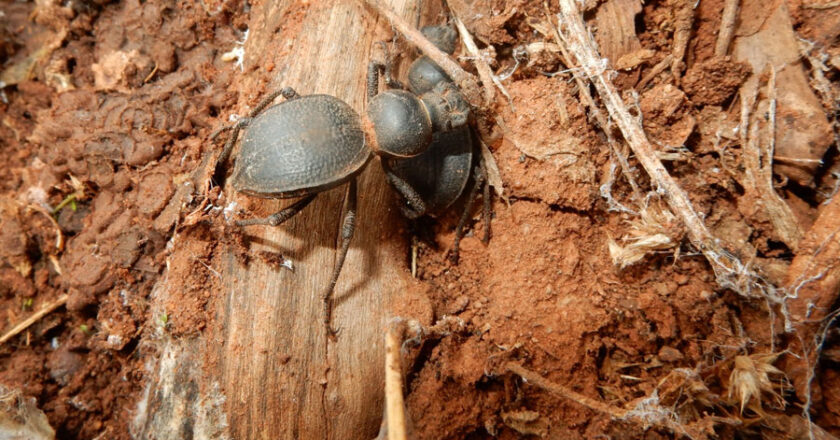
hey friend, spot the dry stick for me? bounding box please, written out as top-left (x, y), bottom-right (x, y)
top-left (803, 0), bottom-right (840, 9)
top-left (773, 156), bottom-right (824, 164)
top-left (384, 324), bottom-right (408, 440)
top-left (0, 294), bottom-right (69, 345)
top-left (507, 363), bottom-right (627, 418)
top-left (637, 54), bottom-right (673, 90)
top-left (715, 0), bottom-right (740, 56)
top-left (555, 0), bottom-right (768, 297)
top-left (739, 71), bottom-right (803, 250)
top-left (28, 204), bottom-right (65, 252)
top-left (451, 16), bottom-right (497, 107)
top-left (783, 193), bottom-right (840, 397)
top-left (446, 7), bottom-right (512, 110)
top-left (507, 363), bottom-right (693, 435)
top-left (670, 2), bottom-right (694, 84)
top-left (361, 0), bottom-right (482, 107)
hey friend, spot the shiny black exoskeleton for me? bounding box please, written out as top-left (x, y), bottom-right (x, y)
top-left (210, 43), bottom-right (471, 336)
top-left (384, 24), bottom-right (491, 262)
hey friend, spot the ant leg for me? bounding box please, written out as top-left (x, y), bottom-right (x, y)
top-left (212, 87), bottom-right (300, 178)
top-left (247, 86), bottom-right (300, 118)
top-left (450, 164), bottom-right (486, 264)
top-left (235, 194), bottom-right (317, 227)
top-left (367, 61), bottom-right (383, 100)
top-left (383, 162), bottom-right (427, 219)
top-left (375, 42), bottom-right (405, 89)
top-left (480, 161), bottom-right (492, 244)
top-left (324, 179), bottom-right (357, 339)
top-left (366, 44), bottom-right (404, 101)
top-left (210, 87), bottom-right (299, 143)
top-left (367, 61), bottom-right (404, 100)
top-left (213, 117), bottom-right (251, 179)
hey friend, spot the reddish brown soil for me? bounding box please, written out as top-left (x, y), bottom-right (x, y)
top-left (1, 0), bottom-right (840, 438)
top-left (0, 0), bottom-right (236, 437)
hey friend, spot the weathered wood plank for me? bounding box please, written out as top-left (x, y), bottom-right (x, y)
top-left (135, 1), bottom-right (428, 438)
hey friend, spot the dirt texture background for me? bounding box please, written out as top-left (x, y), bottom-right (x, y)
top-left (1, 0), bottom-right (840, 438)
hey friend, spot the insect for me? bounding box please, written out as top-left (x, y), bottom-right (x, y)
top-left (384, 24), bottom-right (492, 262)
top-left (210, 46), bottom-right (470, 337)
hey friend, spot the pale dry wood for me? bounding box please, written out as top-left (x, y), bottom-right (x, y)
top-left (451, 15), bottom-right (497, 107)
top-left (783, 193), bottom-right (840, 399)
top-left (803, 0), bottom-right (840, 9)
top-left (739, 69), bottom-right (804, 250)
top-left (384, 323), bottom-right (408, 440)
top-left (637, 54), bottom-right (672, 89)
top-left (507, 363), bottom-right (628, 419)
top-left (593, 0), bottom-right (642, 68)
top-left (136, 1), bottom-right (425, 439)
top-left (217, 2), bottom-right (420, 438)
top-left (670, 2), bottom-right (694, 83)
top-left (715, 0), bottom-right (740, 56)
top-left (732, 1), bottom-right (834, 187)
top-left (0, 294), bottom-right (68, 345)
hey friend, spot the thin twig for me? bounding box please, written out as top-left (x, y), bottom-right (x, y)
top-left (507, 363), bottom-right (627, 418)
top-left (557, 0), bottom-right (709, 244)
top-left (507, 363), bottom-right (693, 435)
top-left (479, 138), bottom-right (504, 197)
top-left (27, 204), bottom-right (64, 251)
top-left (385, 323), bottom-right (408, 440)
top-left (803, 0), bottom-right (840, 9)
top-left (450, 16), bottom-right (497, 107)
top-left (773, 156), bottom-right (824, 164)
top-left (360, 0), bottom-right (482, 106)
top-left (715, 0), bottom-right (740, 56)
top-left (0, 294), bottom-right (69, 345)
top-left (637, 54), bottom-right (673, 90)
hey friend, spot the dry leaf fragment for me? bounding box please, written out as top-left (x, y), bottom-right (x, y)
top-left (727, 353), bottom-right (786, 416)
top-left (607, 199), bottom-right (683, 268)
top-left (501, 410), bottom-right (548, 437)
top-left (614, 49), bottom-right (656, 71)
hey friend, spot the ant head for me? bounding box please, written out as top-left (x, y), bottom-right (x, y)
top-left (421, 82), bottom-right (469, 132)
top-left (366, 83), bottom-right (469, 158)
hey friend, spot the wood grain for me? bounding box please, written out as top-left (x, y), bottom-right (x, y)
top-left (135, 1), bottom-right (428, 438)
top-left (221, 1), bottom-right (425, 438)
